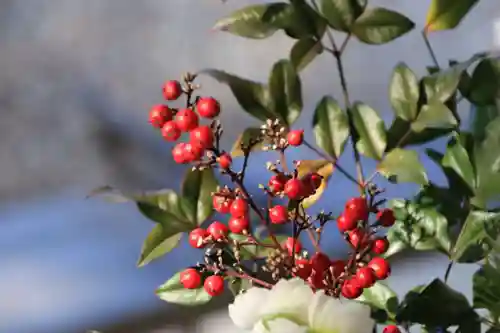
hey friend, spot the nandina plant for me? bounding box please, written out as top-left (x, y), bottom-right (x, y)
top-left (92, 0), bottom-right (500, 332)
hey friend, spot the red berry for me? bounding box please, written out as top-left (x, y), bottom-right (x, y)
top-left (341, 279), bottom-right (363, 299)
top-left (383, 325), bottom-right (401, 333)
top-left (311, 252), bottom-right (331, 273)
top-left (184, 141), bottom-right (204, 162)
top-left (228, 216), bottom-right (249, 234)
top-left (287, 130), bottom-right (304, 146)
top-left (230, 198), bottom-right (248, 218)
top-left (283, 237), bottom-right (302, 256)
top-left (175, 108), bottom-right (199, 132)
top-left (345, 197), bottom-right (369, 222)
top-left (218, 153), bottom-right (232, 169)
top-left (284, 178), bottom-right (303, 200)
top-left (188, 228), bottom-right (207, 248)
top-left (180, 268), bottom-right (202, 289)
top-left (355, 267), bottom-right (376, 288)
top-left (268, 174), bottom-right (287, 193)
top-left (372, 237), bottom-right (389, 254)
top-left (337, 213), bottom-right (358, 232)
top-left (377, 208), bottom-right (396, 227)
top-left (269, 205), bottom-right (288, 224)
top-left (330, 260), bottom-right (346, 278)
top-left (197, 97), bottom-right (220, 119)
top-left (172, 142), bottom-right (188, 164)
top-left (309, 270), bottom-right (327, 290)
top-left (213, 196), bottom-right (232, 214)
top-left (163, 80), bottom-right (182, 100)
top-left (347, 229), bottom-right (368, 249)
top-left (368, 257), bottom-right (391, 280)
top-left (161, 121), bottom-right (181, 141)
top-left (293, 258), bottom-right (312, 280)
top-left (149, 104), bottom-right (172, 128)
top-left (190, 126), bottom-right (214, 149)
top-left (204, 275), bottom-right (224, 296)
top-left (207, 221), bottom-right (229, 240)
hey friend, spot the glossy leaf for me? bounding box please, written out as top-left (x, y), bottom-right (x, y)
top-left (231, 127), bottom-right (266, 157)
top-left (385, 199), bottom-right (451, 257)
top-left (319, 0), bottom-right (366, 31)
top-left (156, 272), bottom-right (212, 305)
top-left (471, 104), bottom-right (499, 143)
top-left (358, 282), bottom-right (399, 319)
top-left (389, 63), bottom-right (420, 121)
top-left (297, 160), bottom-right (335, 208)
top-left (352, 8), bottom-right (415, 45)
top-left (386, 117), bottom-right (453, 150)
top-left (425, 0), bottom-right (480, 33)
top-left (285, 0), bottom-right (328, 39)
top-left (351, 102), bottom-right (387, 160)
top-left (200, 69), bottom-right (274, 122)
top-left (411, 100), bottom-right (457, 133)
top-left (289, 37), bottom-right (323, 72)
top-left (268, 59), bottom-right (303, 126)
top-left (474, 117), bottom-right (500, 203)
top-left (138, 226), bottom-right (183, 267)
top-left (312, 96), bottom-right (349, 159)
top-left (442, 136), bottom-right (475, 190)
top-left (181, 168), bottom-right (218, 226)
top-left (472, 260), bottom-right (500, 319)
top-left (377, 148), bottom-right (428, 185)
top-left (468, 58), bottom-right (500, 106)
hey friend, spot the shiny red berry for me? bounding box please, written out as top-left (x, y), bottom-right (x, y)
top-left (283, 237), bottom-right (302, 256)
top-left (161, 121), bottom-right (181, 141)
top-left (293, 258), bottom-right (312, 280)
top-left (311, 252), bottom-right (331, 273)
top-left (377, 208), bottom-right (396, 227)
top-left (355, 266), bottom-right (376, 288)
top-left (197, 97), bottom-right (220, 118)
top-left (347, 228), bottom-right (367, 249)
top-left (180, 268), bottom-right (202, 289)
top-left (337, 213), bottom-right (358, 232)
top-left (184, 141), bottom-right (204, 162)
top-left (269, 205), bottom-right (288, 224)
top-left (213, 196), bottom-right (232, 214)
top-left (383, 325), bottom-right (401, 333)
top-left (345, 197), bottom-right (369, 222)
top-left (149, 104), bottom-right (172, 128)
top-left (228, 216), bottom-right (249, 234)
top-left (207, 221), bottom-right (229, 240)
top-left (163, 80), bottom-right (182, 101)
top-left (190, 126), bottom-right (213, 149)
top-left (287, 130), bottom-right (304, 146)
top-left (172, 143), bottom-right (188, 164)
top-left (284, 178), bottom-right (303, 200)
top-left (188, 228), bottom-right (207, 248)
top-left (368, 257), bottom-right (391, 280)
top-left (268, 174), bottom-right (287, 193)
top-left (230, 198), bottom-right (248, 218)
top-left (341, 279), bottom-right (363, 299)
top-left (218, 153), bottom-right (232, 169)
top-left (372, 237), bottom-right (389, 254)
top-left (204, 275), bottom-right (224, 296)
top-left (175, 108), bottom-right (199, 132)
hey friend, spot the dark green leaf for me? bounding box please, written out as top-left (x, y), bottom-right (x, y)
top-left (138, 226), bottom-right (183, 267)
top-left (414, 183), bottom-right (466, 226)
top-left (425, 0), bottom-right (480, 32)
top-left (474, 117), bottom-right (500, 203)
top-left (411, 100), bottom-right (457, 132)
top-left (471, 104), bottom-right (500, 142)
top-left (377, 148), bottom-right (428, 185)
top-left (231, 127), bottom-right (266, 157)
top-left (442, 136), bottom-right (475, 190)
top-left (468, 58), bottom-right (500, 106)
top-left (312, 96), bottom-right (349, 158)
top-left (351, 102), bottom-right (387, 160)
top-left (199, 69), bottom-right (274, 122)
top-left (358, 282), bottom-right (399, 318)
top-left (389, 63), bottom-right (420, 121)
top-left (352, 7), bottom-right (415, 45)
top-left (289, 37), bottom-right (323, 72)
top-left (156, 272), bottom-right (212, 305)
top-left (268, 59), bottom-right (302, 126)
top-left (386, 117), bottom-right (453, 150)
top-left (181, 168), bottom-right (218, 226)
top-left (285, 0), bottom-right (327, 39)
top-left (319, 0), bottom-right (366, 31)
top-left (473, 260), bottom-right (500, 320)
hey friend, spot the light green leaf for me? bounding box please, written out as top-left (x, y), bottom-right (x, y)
top-left (181, 168), bottom-right (218, 226)
top-left (296, 160), bottom-right (335, 209)
top-left (358, 282), bottom-right (399, 317)
top-left (425, 0), bottom-right (480, 32)
top-left (319, 0), bottom-right (366, 31)
top-left (351, 102), bottom-right (387, 160)
top-left (138, 227), bottom-right (183, 267)
top-left (442, 136), bottom-right (475, 190)
top-left (377, 148), bottom-right (428, 185)
top-left (231, 127), bottom-right (266, 157)
top-left (389, 63), bottom-right (420, 121)
top-left (156, 272), bottom-right (212, 305)
top-left (289, 37), bottom-right (323, 72)
top-left (411, 100), bottom-right (457, 133)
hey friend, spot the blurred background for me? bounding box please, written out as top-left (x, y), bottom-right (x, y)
top-left (0, 0), bottom-right (499, 332)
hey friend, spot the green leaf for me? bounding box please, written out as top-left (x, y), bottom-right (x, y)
top-left (377, 148), bottom-right (428, 185)
top-left (351, 7), bottom-right (415, 45)
top-left (312, 96), bottom-right (350, 159)
top-left (285, 0), bottom-right (328, 39)
top-left (385, 199), bottom-right (451, 258)
top-left (156, 272), bottom-right (212, 305)
top-left (289, 37), bottom-right (323, 72)
top-left (425, 0), bottom-right (480, 32)
top-left (451, 211), bottom-right (500, 263)
top-left (386, 117), bottom-right (453, 150)
top-left (319, 0), bottom-right (366, 31)
top-left (442, 136), bottom-right (475, 190)
top-left (136, 190), bottom-right (187, 224)
top-left (411, 100), bottom-right (457, 132)
top-left (468, 58), bottom-right (500, 106)
top-left (389, 63), bottom-right (420, 121)
top-left (228, 277), bottom-right (252, 296)
top-left (138, 226), bottom-right (183, 267)
top-left (231, 127), bottom-right (266, 157)
top-left (357, 282), bottom-right (399, 318)
top-left (471, 104), bottom-right (500, 143)
top-left (473, 260), bottom-right (500, 319)
top-left (474, 117), bottom-right (500, 203)
top-left (296, 160), bottom-right (335, 208)
top-left (230, 234), bottom-right (288, 259)
top-left (199, 69), bottom-right (274, 122)
top-left (181, 168), bottom-right (218, 226)
top-left (397, 279), bottom-right (478, 328)
top-left (268, 59), bottom-right (302, 126)
top-left (351, 102), bottom-right (387, 160)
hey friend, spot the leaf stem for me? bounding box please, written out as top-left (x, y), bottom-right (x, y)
top-left (422, 30), bottom-right (440, 68)
top-left (444, 260), bottom-right (454, 283)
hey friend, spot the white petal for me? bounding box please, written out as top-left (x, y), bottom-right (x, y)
top-left (253, 318), bottom-right (308, 333)
top-left (228, 286), bottom-right (271, 329)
